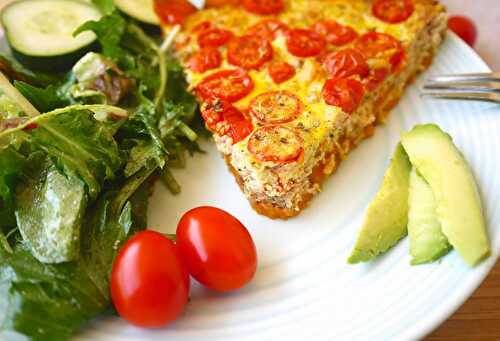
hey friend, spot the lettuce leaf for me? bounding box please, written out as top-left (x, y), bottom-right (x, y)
top-left (30, 109), bottom-right (123, 199)
top-left (0, 166), bottom-right (153, 340)
top-left (15, 154), bottom-right (88, 264)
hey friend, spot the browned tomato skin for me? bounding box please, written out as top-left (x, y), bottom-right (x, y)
top-left (188, 47), bottom-right (222, 73)
top-left (248, 126), bottom-right (304, 163)
top-left (247, 19), bottom-right (289, 42)
top-left (372, 0), bottom-right (415, 24)
top-left (242, 0), bottom-right (285, 15)
top-left (312, 20), bottom-right (358, 46)
top-left (196, 69), bottom-right (254, 103)
top-left (286, 29), bottom-right (327, 58)
top-left (268, 61), bottom-right (296, 84)
top-left (198, 28), bottom-right (234, 48)
top-left (201, 100), bottom-right (254, 144)
top-left (322, 78), bottom-right (365, 114)
top-left (227, 35), bottom-right (274, 70)
top-left (249, 91), bottom-right (302, 124)
top-left (154, 0), bottom-right (197, 25)
top-left (323, 49), bottom-right (369, 79)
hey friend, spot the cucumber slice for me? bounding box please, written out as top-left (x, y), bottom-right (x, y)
top-left (0, 72), bottom-right (39, 117)
top-left (1, 0), bottom-right (102, 71)
top-left (114, 0), bottom-right (160, 25)
top-left (408, 168), bottom-right (451, 265)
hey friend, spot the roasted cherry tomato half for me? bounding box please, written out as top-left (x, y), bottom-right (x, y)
top-left (110, 231), bottom-right (190, 328)
top-left (177, 206), bottom-right (258, 292)
top-left (448, 15), bottom-right (478, 47)
top-left (323, 48), bottom-right (369, 78)
top-left (154, 0), bottom-right (197, 25)
top-left (228, 35), bottom-right (273, 70)
top-left (247, 19), bottom-right (288, 41)
top-left (322, 78), bottom-right (365, 114)
top-left (286, 29), bottom-right (326, 58)
top-left (196, 69), bottom-right (254, 102)
top-left (188, 47), bottom-right (222, 73)
top-left (312, 20), bottom-right (358, 46)
top-left (372, 0), bottom-right (415, 24)
top-left (355, 32), bottom-right (406, 71)
top-left (248, 125), bottom-right (304, 163)
top-left (201, 100), bottom-right (254, 143)
top-left (242, 0), bottom-right (285, 15)
top-left (198, 28), bottom-right (234, 48)
top-left (249, 90), bottom-right (302, 124)
top-left (268, 61), bottom-right (296, 84)
top-left (363, 67), bottom-right (390, 91)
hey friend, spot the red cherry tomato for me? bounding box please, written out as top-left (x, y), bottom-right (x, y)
top-left (322, 78), bottom-right (365, 114)
top-left (110, 231), bottom-right (190, 328)
top-left (286, 29), bottom-right (326, 58)
top-left (201, 100), bottom-right (254, 143)
top-left (312, 20), bottom-right (358, 46)
top-left (188, 47), bottom-right (222, 73)
top-left (176, 207), bottom-right (258, 292)
top-left (372, 0), bottom-right (415, 24)
top-left (323, 48), bottom-right (369, 78)
top-left (154, 0), bottom-right (197, 25)
top-left (247, 19), bottom-right (289, 41)
top-left (198, 28), bottom-right (234, 48)
top-left (248, 125), bottom-right (304, 163)
top-left (268, 61), bottom-right (296, 84)
top-left (196, 69), bottom-right (254, 102)
top-left (242, 0), bottom-right (285, 15)
top-left (228, 35), bottom-right (274, 70)
top-left (448, 15), bottom-right (478, 47)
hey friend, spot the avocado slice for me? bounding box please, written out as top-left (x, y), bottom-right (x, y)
top-left (348, 144), bottom-right (412, 264)
top-left (408, 168), bottom-right (451, 265)
top-left (401, 124), bottom-right (490, 266)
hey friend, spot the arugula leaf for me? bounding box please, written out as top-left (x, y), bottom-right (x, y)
top-left (0, 166), bottom-right (153, 340)
top-left (15, 155), bottom-right (88, 264)
top-left (29, 109), bottom-right (123, 199)
top-left (74, 13), bottom-right (132, 69)
top-left (14, 81), bottom-right (70, 113)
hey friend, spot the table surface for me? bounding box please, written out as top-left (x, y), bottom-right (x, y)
top-left (0, 0), bottom-right (498, 340)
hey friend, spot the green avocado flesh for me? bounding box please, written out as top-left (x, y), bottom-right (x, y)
top-left (401, 124), bottom-right (490, 266)
top-left (348, 144), bottom-right (412, 264)
top-left (408, 168), bottom-right (451, 265)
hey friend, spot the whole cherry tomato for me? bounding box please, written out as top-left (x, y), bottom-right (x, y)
top-left (448, 15), bottom-right (477, 47)
top-left (110, 231), bottom-right (190, 328)
top-left (176, 207), bottom-right (258, 292)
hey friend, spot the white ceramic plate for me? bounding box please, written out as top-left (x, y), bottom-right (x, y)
top-left (73, 32), bottom-right (499, 341)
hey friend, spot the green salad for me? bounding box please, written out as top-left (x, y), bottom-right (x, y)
top-left (0, 0), bottom-right (204, 339)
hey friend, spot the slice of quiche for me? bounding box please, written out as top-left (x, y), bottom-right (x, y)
top-left (172, 0), bottom-right (447, 219)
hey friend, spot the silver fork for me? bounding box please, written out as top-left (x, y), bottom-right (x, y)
top-left (421, 72), bottom-right (500, 104)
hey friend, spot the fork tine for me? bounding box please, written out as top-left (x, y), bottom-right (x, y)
top-left (421, 90), bottom-right (500, 104)
top-left (427, 72), bottom-right (500, 84)
top-left (423, 81), bottom-right (500, 91)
